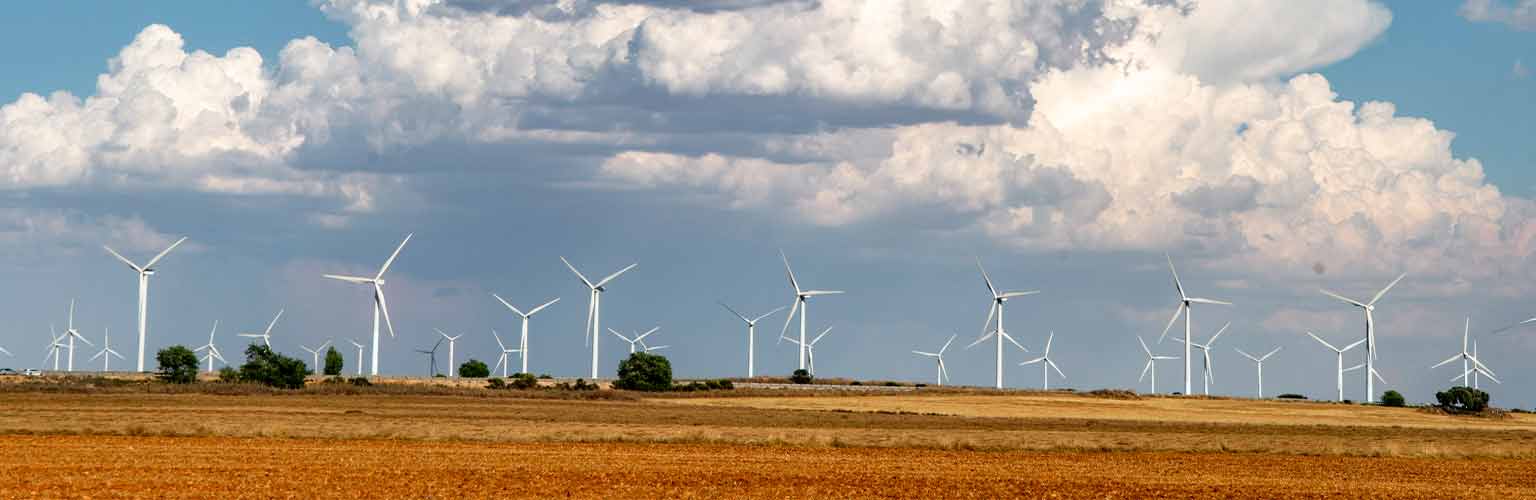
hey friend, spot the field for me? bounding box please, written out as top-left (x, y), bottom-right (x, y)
top-left (3, 384), bottom-right (1535, 498)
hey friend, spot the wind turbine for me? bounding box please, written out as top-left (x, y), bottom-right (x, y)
top-left (193, 321), bottom-right (225, 373)
top-left (434, 329), bottom-right (461, 377)
top-left (1158, 255), bottom-right (1232, 396)
top-left (491, 330), bottom-right (518, 378)
top-left (346, 339), bottom-right (366, 376)
top-left (1173, 322), bottom-right (1229, 396)
top-left (778, 251), bottom-right (843, 372)
top-left (1319, 273), bottom-right (1404, 403)
top-left (966, 258), bottom-right (1038, 389)
top-left (60, 300), bottom-right (93, 372)
top-left (911, 334), bottom-right (956, 386)
top-left (323, 233), bottom-right (411, 376)
top-left (1234, 346), bottom-right (1282, 399)
top-left (1342, 363), bottom-right (1387, 400)
top-left (413, 337), bottom-right (443, 377)
top-left (1468, 340), bottom-right (1498, 389)
top-left (561, 257), bottom-right (637, 379)
top-left (608, 327), bottom-right (662, 354)
top-left (1431, 318), bottom-right (1499, 388)
top-left (89, 328), bottom-right (125, 372)
top-left (720, 302), bottom-right (784, 378)
top-left (1307, 331), bottom-right (1365, 402)
top-left (43, 326), bottom-right (66, 371)
top-left (492, 294), bottom-right (559, 375)
top-left (1018, 332), bottom-right (1064, 390)
top-left (300, 339), bottom-right (333, 375)
top-left (237, 309), bottom-right (284, 348)
top-left (1137, 336), bottom-right (1179, 394)
top-left (781, 326), bottom-right (833, 376)
top-left (103, 236), bottom-right (187, 372)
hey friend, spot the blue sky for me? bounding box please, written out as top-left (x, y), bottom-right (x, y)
top-left (2, 0), bottom-right (1535, 407)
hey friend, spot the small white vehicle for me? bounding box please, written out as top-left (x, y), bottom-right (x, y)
top-left (22, 369), bottom-right (42, 377)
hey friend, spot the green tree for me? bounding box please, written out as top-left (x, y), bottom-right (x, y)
top-left (790, 369), bottom-right (813, 385)
top-left (458, 359), bottom-right (490, 378)
top-left (613, 352), bottom-right (672, 391)
top-left (238, 344), bottom-right (311, 389)
top-left (323, 346), bottom-right (344, 376)
top-left (156, 345), bottom-right (200, 384)
top-left (1380, 390), bottom-right (1406, 407)
top-left (508, 372), bottom-right (539, 389)
top-left (1435, 386), bottom-right (1490, 412)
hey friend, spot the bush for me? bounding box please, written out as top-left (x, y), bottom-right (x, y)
top-left (156, 345), bottom-right (200, 384)
top-left (348, 377), bottom-right (372, 387)
top-left (559, 378), bottom-right (597, 391)
top-left (1435, 386), bottom-right (1490, 412)
top-left (217, 366), bottom-right (240, 383)
top-left (1276, 393), bottom-right (1308, 400)
top-left (509, 372), bottom-right (539, 390)
top-left (324, 347), bottom-right (344, 376)
top-left (459, 359), bottom-right (490, 378)
top-left (237, 344), bottom-right (311, 389)
top-left (537, 374), bottom-right (553, 379)
top-left (716, 379), bottom-right (734, 390)
top-left (790, 369), bottom-right (813, 385)
top-left (1381, 390), bottom-right (1406, 407)
top-left (486, 378), bottom-right (506, 389)
top-left (613, 352), bottom-right (672, 391)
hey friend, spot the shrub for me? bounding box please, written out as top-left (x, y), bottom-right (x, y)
top-left (1276, 393), bottom-right (1308, 400)
top-left (155, 346), bottom-right (199, 384)
top-left (1435, 386), bottom-right (1490, 412)
top-left (323, 347), bottom-right (344, 376)
top-left (850, 380), bottom-right (862, 386)
top-left (613, 352), bottom-right (672, 391)
top-left (459, 359), bottom-right (490, 378)
top-left (790, 369), bottom-right (813, 385)
top-left (486, 378), bottom-right (506, 389)
top-left (1381, 390), bottom-right (1406, 407)
top-left (883, 381), bottom-right (901, 387)
top-left (347, 377), bottom-right (372, 387)
top-left (509, 372), bottom-right (539, 390)
top-left (537, 374), bottom-right (553, 379)
top-left (716, 379), bottom-right (734, 390)
top-left (237, 344), bottom-right (311, 389)
top-left (217, 366), bottom-right (240, 383)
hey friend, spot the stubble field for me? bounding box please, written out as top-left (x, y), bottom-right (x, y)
top-left (3, 386), bottom-right (1534, 498)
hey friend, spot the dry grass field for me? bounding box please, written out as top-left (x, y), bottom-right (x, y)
top-left (2, 385), bottom-right (1534, 497)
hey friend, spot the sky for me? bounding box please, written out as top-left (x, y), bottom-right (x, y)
top-left (2, 0), bottom-right (1536, 407)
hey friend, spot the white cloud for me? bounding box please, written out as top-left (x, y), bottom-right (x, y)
top-left (1460, 0), bottom-right (1536, 30)
top-left (0, 208), bottom-right (191, 268)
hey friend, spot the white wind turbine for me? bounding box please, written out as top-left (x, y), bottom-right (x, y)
top-left (608, 327), bottom-right (664, 354)
top-left (237, 310), bottom-right (284, 348)
top-left (323, 233), bottom-right (411, 376)
top-left (1306, 331), bottom-right (1365, 402)
top-left (60, 300), bottom-right (94, 372)
top-left (491, 330), bottom-right (518, 378)
top-left (90, 328), bottom-right (125, 372)
top-left (561, 257), bottom-right (637, 379)
top-left (300, 339), bottom-right (333, 375)
top-left (1431, 318), bottom-right (1499, 388)
top-left (782, 326), bottom-right (833, 376)
top-left (911, 334), bottom-right (956, 386)
top-left (435, 329), bottom-right (461, 377)
top-left (413, 337), bottom-right (443, 377)
top-left (1137, 336), bottom-right (1179, 394)
top-left (1468, 340), bottom-right (1498, 390)
top-left (193, 321), bottom-right (226, 373)
top-left (1018, 332), bottom-right (1065, 390)
top-left (778, 251), bottom-right (844, 372)
top-left (346, 339), bottom-right (366, 376)
top-left (492, 294), bottom-right (559, 375)
top-left (1342, 362), bottom-right (1387, 400)
top-left (720, 302), bottom-right (785, 379)
top-left (966, 258), bottom-right (1038, 389)
top-left (1158, 255), bottom-right (1232, 396)
top-left (103, 236), bottom-right (188, 373)
top-left (43, 326), bottom-right (66, 371)
top-left (1234, 346), bottom-right (1282, 399)
top-left (1319, 273), bottom-right (1404, 403)
top-left (1173, 322), bottom-right (1229, 396)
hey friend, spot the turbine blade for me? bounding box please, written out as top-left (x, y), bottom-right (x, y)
top-left (1000, 330), bottom-right (1029, 353)
top-left (1019, 356), bottom-right (1045, 366)
top-left (607, 328), bottom-right (631, 342)
top-left (376, 233), bottom-right (412, 279)
top-left (1166, 254), bottom-right (1186, 300)
top-left (594, 263), bottom-right (638, 289)
top-left (1491, 317), bottom-right (1536, 335)
top-left (493, 330), bottom-right (507, 350)
top-left (751, 305), bottom-right (787, 323)
top-left (719, 301), bottom-right (750, 323)
top-left (939, 359), bottom-right (948, 382)
top-left (1370, 367), bottom-right (1387, 385)
top-left (1138, 335), bottom-right (1153, 357)
top-left (1306, 331), bottom-right (1339, 352)
top-left (780, 250), bottom-right (800, 293)
top-left (980, 301), bottom-right (998, 337)
top-left (801, 290), bottom-right (844, 296)
top-left (1262, 346), bottom-right (1282, 360)
top-left (375, 284), bottom-right (396, 338)
top-left (322, 274), bottom-right (375, 284)
top-left (1470, 356), bottom-right (1498, 378)
top-left (777, 299), bottom-right (799, 344)
top-left (528, 297), bottom-right (560, 316)
top-left (142, 236), bottom-right (188, 270)
top-left (560, 257), bottom-right (595, 288)
top-left (1206, 322), bottom-right (1231, 346)
top-left (1043, 332), bottom-right (1054, 354)
top-left (1139, 360), bottom-right (1153, 382)
top-left (999, 290), bottom-right (1040, 299)
top-left (965, 330), bottom-right (996, 350)
top-left (102, 246), bottom-right (143, 272)
top-left (812, 326), bottom-right (833, 345)
top-left (635, 327), bottom-right (660, 342)
top-left (976, 258), bottom-right (997, 297)
top-left (1235, 348), bottom-right (1258, 362)
top-left (940, 334), bottom-right (956, 354)
top-left (584, 291), bottom-right (595, 347)
top-left (1342, 338), bottom-right (1366, 352)
top-left (265, 309), bottom-right (285, 335)
top-left (1343, 363), bottom-right (1365, 372)
top-left (1186, 297), bottom-right (1232, 306)
top-left (912, 351), bottom-right (937, 357)
top-left (1319, 289), bottom-right (1368, 309)
top-left (1157, 304), bottom-right (1184, 344)
top-left (1368, 273), bottom-right (1406, 306)
top-left (1048, 359), bottom-right (1065, 379)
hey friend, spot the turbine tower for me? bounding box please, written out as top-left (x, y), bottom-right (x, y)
top-left (781, 326), bottom-right (833, 376)
top-left (237, 310), bottom-right (284, 348)
top-left (966, 258), bottom-right (1038, 389)
top-left (911, 334), bottom-right (956, 386)
top-left (1137, 336), bottom-right (1179, 394)
top-left (323, 233), bottom-right (412, 376)
top-left (193, 321), bottom-right (225, 373)
top-left (346, 339), bottom-right (366, 376)
top-left (777, 252), bottom-right (843, 372)
top-left (103, 236), bottom-right (188, 372)
top-left (1431, 317), bottom-right (1499, 388)
top-left (1018, 332), bottom-right (1064, 390)
top-left (720, 302), bottom-right (784, 379)
top-left (1158, 255), bottom-right (1233, 396)
top-left (435, 329), bottom-right (461, 377)
top-left (1234, 346), bottom-right (1282, 399)
top-left (300, 339), bottom-right (334, 375)
top-left (89, 328), bottom-right (125, 372)
top-left (492, 294), bottom-right (559, 375)
top-left (491, 330), bottom-right (518, 378)
top-left (1173, 322), bottom-right (1229, 396)
top-left (561, 257), bottom-right (637, 379)
top-left (60, 300), bottom-right (94, 372)
top-left (1306, 331), bottom-right (1365, 402)
top-left (1319, 273), bottom-right (1404, 403)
